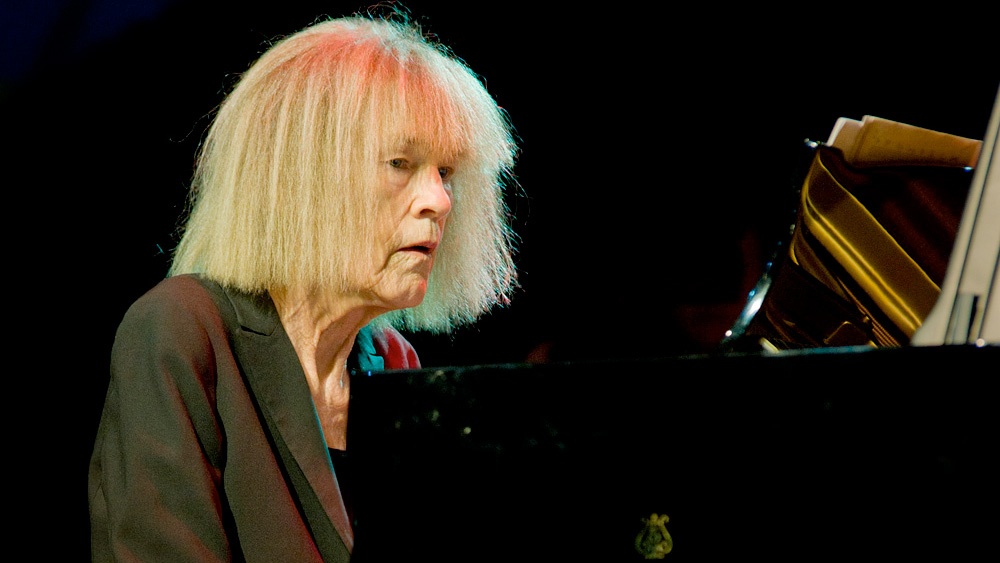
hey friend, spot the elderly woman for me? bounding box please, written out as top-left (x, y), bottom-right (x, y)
top-left (88, 12), bottom-right (518, 563)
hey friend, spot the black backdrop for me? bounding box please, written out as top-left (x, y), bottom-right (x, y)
top-left (3, 1), bottom-right (997, 559)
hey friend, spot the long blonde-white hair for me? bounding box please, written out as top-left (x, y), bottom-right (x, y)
top-left (169, 13), bottom-right (519, 333)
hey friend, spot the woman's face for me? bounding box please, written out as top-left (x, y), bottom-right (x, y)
top-left (362, 140), bottom-right (453, 311)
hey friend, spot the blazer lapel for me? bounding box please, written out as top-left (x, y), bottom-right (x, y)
top-left (216, 284), bottom-right (354, 557)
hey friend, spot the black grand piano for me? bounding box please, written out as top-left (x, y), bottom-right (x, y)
top-left (346, 87), bottom-right (1000, 561)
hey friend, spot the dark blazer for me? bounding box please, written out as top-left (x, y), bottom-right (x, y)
top-left (89, 274), bottom-right (417, 562)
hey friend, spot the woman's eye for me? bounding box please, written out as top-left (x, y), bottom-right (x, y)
top-left (438, 167), bottom-right (454, 180)
top-left (388, 158), bottom-right (407, 169)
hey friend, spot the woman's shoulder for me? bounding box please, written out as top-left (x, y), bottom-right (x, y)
top-left (137, 273), bottom-right (211, 299)
top-left (119, 274), bottom-right (223, 334)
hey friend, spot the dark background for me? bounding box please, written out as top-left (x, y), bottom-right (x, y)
top-left (3, 1), bottom-right (997, 559)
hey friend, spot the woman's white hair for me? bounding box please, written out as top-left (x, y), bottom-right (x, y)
top-left (169, 13), bottom-right (519, 333)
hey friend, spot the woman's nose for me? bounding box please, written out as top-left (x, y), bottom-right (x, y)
top-left (414, 168), bottom-right (452, 219)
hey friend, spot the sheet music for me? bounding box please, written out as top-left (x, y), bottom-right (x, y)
top-left (827, 115), bottom-right (982, 168)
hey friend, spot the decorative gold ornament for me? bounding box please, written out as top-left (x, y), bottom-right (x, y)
top-left (634, 513), bottom-right (672, 559)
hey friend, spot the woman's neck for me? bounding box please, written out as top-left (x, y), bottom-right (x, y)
top-left (270, 286), bottom-right (374, 449)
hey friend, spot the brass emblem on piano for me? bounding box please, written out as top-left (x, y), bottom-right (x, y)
top-left (634, 512), bottom-right (672, 559)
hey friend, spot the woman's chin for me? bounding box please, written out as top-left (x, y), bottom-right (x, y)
top-left (378, 283), bottom-right (428, 311)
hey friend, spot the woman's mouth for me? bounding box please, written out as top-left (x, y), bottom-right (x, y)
top-left (401, 241), bottom-right (437, 255)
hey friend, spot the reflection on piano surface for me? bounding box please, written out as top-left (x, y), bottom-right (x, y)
top-left (723, 90), bottom-right (999, 352)
top-left (349, 346), bottom-right (1000, 562)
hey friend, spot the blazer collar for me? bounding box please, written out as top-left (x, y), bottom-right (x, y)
top-left (216, 283), bottom-right (356, 554)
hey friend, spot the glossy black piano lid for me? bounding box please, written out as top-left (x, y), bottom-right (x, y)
top-left (347, 344), bottom-right (999, 562)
